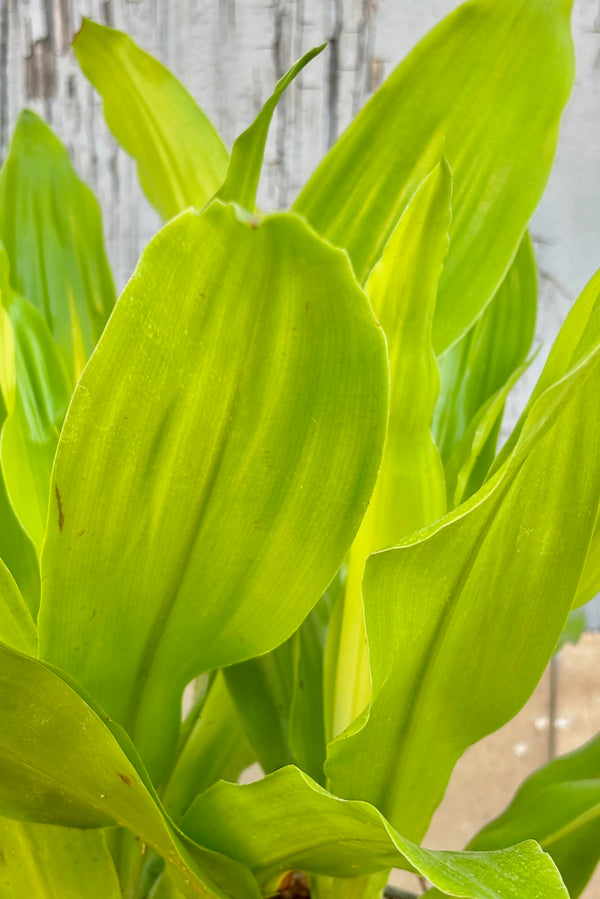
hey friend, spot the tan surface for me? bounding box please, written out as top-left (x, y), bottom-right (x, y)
top-left (392, 633), bottom-right (600, 896)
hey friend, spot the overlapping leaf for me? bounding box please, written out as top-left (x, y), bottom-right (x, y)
top-left (326, 266), bottom-right (600, 842)
top-left (468, 732), bottom-right (600, 898)
top-left (0, 819), bottom-right (121, 899)
top-left (0, 558), bottom-right (35, 656)
top-left (294, 0), bottom-right (573, 353)
top-left (74, 20), bottom-right (229, 220)
top-left (0, 111), bottom-right (115, 382)
top-left (38, 202), bottom-right (388, 783)
top-left (0, 640), bottom-right (260, 899)
top-left (327, 162), bottom-right (450, 741)
top-left (433, 233), bottom-right (537, 504)
top-left (182, 766), bottom-right (568, 899)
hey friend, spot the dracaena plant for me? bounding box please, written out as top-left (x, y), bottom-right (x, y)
top-left (0, 0), bottom-right (599, 897)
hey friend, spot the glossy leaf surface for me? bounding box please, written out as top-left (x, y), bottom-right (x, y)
top-left (0, 640), bottom-right (260, 899)
top-left (74, 19), bottom-right (229, 220)
top-left (0, 819), bottom-right (121, 899)
top-left (39, 202), bottom-right (388, 782)
top-left (0, 111), bottom-right (115, 382)
top-left (328, 162), bottom-right (449, 739)
top-left (294, 0), bottom-right (572, 352)
top-left (326, 266), bottom-right (600, 841)
top-left (468, 732), bottom-right (600, 898)
top-left (216, 45), bottom-right (325, 211)
top-left (183, 766), bottom-right (567, 898)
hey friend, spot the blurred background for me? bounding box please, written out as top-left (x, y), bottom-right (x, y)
top-left (2, 0), bottom-right (600, 894)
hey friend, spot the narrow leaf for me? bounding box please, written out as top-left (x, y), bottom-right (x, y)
top-left (0, 558), bottom-right (36, 655)
top-left (468, 732), bottom-right (600, 898)
top-left (326, 266), bottom-right (600, 841)
top-left (216, 45), bottom-right (325, 211)
top-left (182, 766), bottom-right (568, 899)
top-left (0, 111), bottom-right (115, 381)
top-left (294, 0), bottom-right (572, 352)
top-left (327, 162), bottom-right (449, 740)
top-left (38, 202), bottom-right (388, 783)
top-left (74, 19), bottom-right (229, 220)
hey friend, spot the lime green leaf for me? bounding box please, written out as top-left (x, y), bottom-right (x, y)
top-left (38, 202), bottom-right (388, 783)
top-left (294, 0), bottom-right (572, 352)
top-left (0, 260), bottom-right (39, 610)
top-left (0, 640), bottom-right (261, 899)
top-left (0, 559), bottom-right (36, 655)
top-left (0, 111), bottom-right (115, 382)
top-left (182, 766), bottom-right (568, 898)
top-left (574, 521), bottom-right (600, 608)
top-left (1, 269), bottom-right (71, 553)
top-left (468, 732), bottom-right (600, 897)
top-left (162, 672), bottom-right (254, 822)
top-left (0, 818), bottom-right (121, 899)
top-left (328, 162), bottom-right (449, 740)
top-left (74, 19), bottom-right (229, 221)
top-left (0, 481), bottom-right (39, 615)
top-left (216, 45), bottom-right (325, 211)
top-left (433, 233), bottom-right (537, 473)
top-left (443, 357), bottom-right (530, 508)
top-left (224, 642), bottom-right (295, 776)
top-left (326, 266), bottom-right (600, 842)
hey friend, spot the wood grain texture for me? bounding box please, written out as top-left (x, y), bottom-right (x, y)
top-left (2, 0), bottom-right (600, 619)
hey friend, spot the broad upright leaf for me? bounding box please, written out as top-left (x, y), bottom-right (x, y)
top-left (327, 162), bottom-right (450, 740)
top-left (0, 819), bottom-right (121, 899)
top-left (0, 111), bottom-right (115, 381)
top-left (74, 19), bottom-right (229, 220)
top-left (39, 202), bottom-right (388, 782)
top-left (294, 0), bottom-right (573, 352)
top-left (326, 266), bottom-right (600, 842)
top-left (183, 766), bottom-right (568, 899)
top-left (468, 732), bottom-right (600, 898)
top-left (0, 641), bottom-right (260, 899)
top-left (216, 45), bottom-right (325, 211)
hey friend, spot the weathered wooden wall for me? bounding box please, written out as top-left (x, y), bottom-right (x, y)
top-left (2, 1), bottom-right (600, 618)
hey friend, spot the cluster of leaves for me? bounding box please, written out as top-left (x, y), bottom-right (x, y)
top-left (1, 0), bottom-right (600, 897)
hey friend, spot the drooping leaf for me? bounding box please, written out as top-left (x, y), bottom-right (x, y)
top-left (468, 731), bottom-right (600, 898)
top-left (0, 558), bottom-right (36, 655)
top-left (327, 162), bottom-right (450, 741)
top-left (182, 766), bottom-right (568, 899)
top-left (216, 45), bottom-right (325, 211)
top-left (0, 818), bottom-right (121, 899)
top-left (556, 608), bottom-right (586, 653)
top-left (38, 202), bottom-right (388, 783)
top-left (433, 232), bottom-right (537, 492)
top-left (0, 111), bottom-right (115, 382)
top-left (74, 19), bottom-right (229, 221)
top-left (326, 266), bottom-right (600, 842)
top-left (294, 0), bottom-right (572, 353)
top-left (0, 257), bottom-right (71, 552)
top-left (0, 640), bottom-right (261, 899)
top-left (162, 672), bottom-right (254, 822)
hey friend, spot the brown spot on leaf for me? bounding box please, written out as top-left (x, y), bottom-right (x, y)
top-left (117, 772), bottom-right (132, 786)
top-left (55, 485), bottom-right (64, 532)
